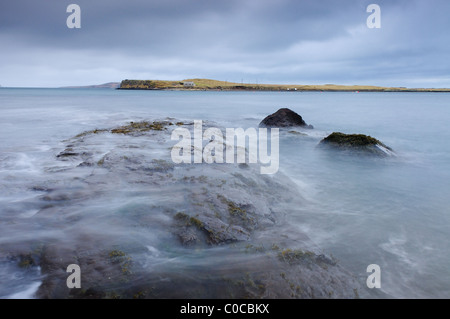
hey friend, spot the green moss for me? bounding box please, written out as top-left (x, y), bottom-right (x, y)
top-left (175, 212), bottom-right (204, 229)
top-left (174, 212), bottom-right (189, 221)
top-left (322, 132), bottom-right (382, 146)
top-left (97, 156), bottom-right (106, 166)
top-left (271, 244), bottom-right (280, 251)
top-left (319, 132), bottom-right (395, 157)
top-left (108, 250), bottom-right (132, 275)
top-left (109, 250), bottom-right (126, 258)
top-left (230, 205), bottom-right (247, 219)
top-left (111, 121), bottom-right (168, 134)
top-left (74, 128), bottom-right (108, 139)
top-left (217, 195), bottom-right (248, 219)
top-left (110, 128), bottom-right (129, 134)
top-left (244, 244), bottom-right (265, 253)
top-left (149, 122), bottom-right (165, 131)
top-left (18, 254), bottom-right (35, 269)
top-left (278, 270), bottom-right (304, 298)
top-left (277, 248), bottom-right (315, 264)
top-left (72, 121), bottom-right (168, 139)
top-left (189, 217), bottom-right (204, 229)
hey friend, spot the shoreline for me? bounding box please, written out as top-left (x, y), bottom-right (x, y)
top-left (117, 87), bottom-right (450, 93)
top-left (117, 79), bottom-right (450, 93)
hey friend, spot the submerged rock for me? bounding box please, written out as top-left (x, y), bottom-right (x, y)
top-left (260, 108), bottom-right (313, 129)
top-left (318, 132), bottom-right (394, 157)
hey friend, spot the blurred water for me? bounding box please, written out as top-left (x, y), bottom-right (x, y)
top-left (1, 88), bottom-right (449, 298)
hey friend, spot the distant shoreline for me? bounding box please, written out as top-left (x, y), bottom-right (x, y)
top-left (2, 79), bottom-right (450, 92)
top-left (117, 78), bottom-right (450, 93)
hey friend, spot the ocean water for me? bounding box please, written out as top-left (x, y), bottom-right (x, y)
top-left (0, 88), bottom-right (449, 298)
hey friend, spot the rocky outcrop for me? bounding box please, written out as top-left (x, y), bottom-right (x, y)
top-left (259, 108), bottom-right (313, 128)
top-left (318, 132), bottom-right (394, 157)
top-left (0, 119), bottom-right (370, 299)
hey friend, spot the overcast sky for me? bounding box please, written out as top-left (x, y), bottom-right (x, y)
top-left (1, 0), bottom-right (449, 88)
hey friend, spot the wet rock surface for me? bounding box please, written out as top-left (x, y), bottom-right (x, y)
top-left (0, 119), bottom-right (372, 299)
top-left (318, 132), bottom-right (394, 157)
top-left (260, 108), bottom-right (314, 129)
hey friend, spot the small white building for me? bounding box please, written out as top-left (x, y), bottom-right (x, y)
top-left (183, 81), bottom-right (196, 87)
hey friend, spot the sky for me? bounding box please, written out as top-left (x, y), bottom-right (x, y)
top-left (1, 0), bottom-right (450, 88)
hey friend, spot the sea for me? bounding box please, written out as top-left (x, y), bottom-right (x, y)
top-left (0, 87), bottom-right (449, 298)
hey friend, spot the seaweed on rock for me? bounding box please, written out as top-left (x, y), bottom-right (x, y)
top-left (318, 132), bottom-right (394, 157)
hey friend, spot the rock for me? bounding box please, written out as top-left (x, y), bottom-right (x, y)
top-left (56, 148), bottom-right (79, 158)
top-left (260, 108), bottom-right (313, 128)
top-left (0, 118), bottom-right (375, 299)
top-left (288, 130), bottom-right (307, 136)
top-left (110, 120), bottom-right (170, 135)
top-left (318, 132), bottom-right (394, 157)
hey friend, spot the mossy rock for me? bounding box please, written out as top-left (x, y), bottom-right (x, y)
top-left (110, 121), bottom-right (168, 134)
top-left (278, 248), bottom-right (315, 264)
top-left (74, 129), bottom-right (108, 139)
top-left (318, 132), bottom-right (394, 157)
top-left (321, 132), bottom-right (382, 146)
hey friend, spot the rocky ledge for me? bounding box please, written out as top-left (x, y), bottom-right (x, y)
top-left (0, 119), bottom-right (369, 299)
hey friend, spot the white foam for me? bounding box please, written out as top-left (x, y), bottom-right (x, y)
top-left (379, 234), bottom-right (415, 268)
top-left (146, 245), bottom-right (161, 257)
top-left (6, 281), bottom-right (41, 299)
top-left (375, 144), bottom-right (397, 157)
top-left (19, 209), bottom-right (39, 218)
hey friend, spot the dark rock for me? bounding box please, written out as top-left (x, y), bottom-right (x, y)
top-left (199, 216), bottom-right (251, 244)
top-left (17, 253), bottom-right (37, 269)
top-left (177, 228), bottom-right (200, 246)
top-left (56, 149), bottom-right (79, 158)
top-left (315, 254), bottom-right (337, 266)
top-left (260, 108), bottom-right (313, 128)
top-left (78, 162), bottom-right (94, 167)
top-left (30, 186), bottom-right (53, 192)
top-left (318, 132), bottom-right (394, 157)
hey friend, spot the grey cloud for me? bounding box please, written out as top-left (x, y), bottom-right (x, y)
top-left (1, 0), bottom-right (450, 87)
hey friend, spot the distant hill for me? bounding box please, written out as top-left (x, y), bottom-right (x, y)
top-left (60, 82), bottom-right (120, 89)
top-left (118, 78), bottom-right (450, 92)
